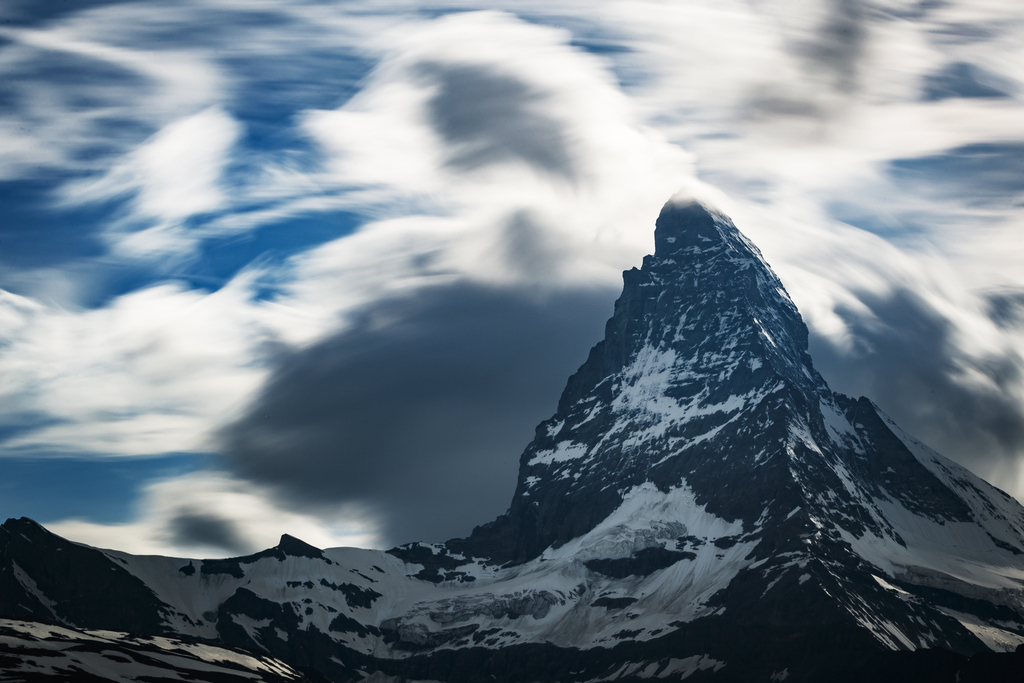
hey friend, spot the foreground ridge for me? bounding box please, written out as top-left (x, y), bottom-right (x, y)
top-left (4, 200), bottom-right (1024, 682)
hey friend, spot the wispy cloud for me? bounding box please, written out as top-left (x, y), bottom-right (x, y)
top-left (65, 107), bottom-right (242, 258)
top-left (0, 275), bottom-right (276, 457)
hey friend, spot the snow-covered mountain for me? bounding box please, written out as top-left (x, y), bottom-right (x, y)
top-left (0, 618), bottom-right (313, 682)
top-left (4, 200), bottom-right (1024, 682)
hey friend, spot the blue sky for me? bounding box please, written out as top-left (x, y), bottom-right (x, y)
top-left (1, 0), bottom-right (1023, 556)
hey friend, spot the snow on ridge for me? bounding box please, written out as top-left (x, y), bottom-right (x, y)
top-left (818, 398), bottom-right (863, 452)
top-left (371, 482), bottom-right (761, 651)
top-left (606, 343), bottom-right (781, 448)
top-left (529, 441), bottom-right (591, 467)
top-left (543, 482), bottom-right (747, 563)
top-left (785, 402), bottom-right (1024, 592)
top-left (879, 409), bottom-right (1024, 547)
top-left (834, 488), bottom-right (1024, 615)
top-left (936, 607), bottom-right (1024, 652)
top-left (10, 559), bottom-right (58, 616)
top-left (0, 617), bottom-right (305, 681)
top-left (587, 655), bottom-right (725, 681)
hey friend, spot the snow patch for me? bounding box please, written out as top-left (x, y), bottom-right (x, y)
top-left (10, 560), bottom-right (57, 616)
top-left (529, 441), bottom-right (590, 467)
top-left (936, 607), bottom-right (1024, 652)
top-left (818, 399), bottom-right (861, 451)
top-left (544, 482), bottom-right (745, 563)
top-left (657, 655), bottom-right (725, 679)
top-left (872, 574), bottom-right (909, 596)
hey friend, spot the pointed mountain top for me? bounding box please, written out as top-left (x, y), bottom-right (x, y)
top-left (459, 199), bottom-right (825, 562)
top-left (652, 200), bottom-right (724, 256)
top-left (1, 517), bottom-right (52, 541)
top-left (459, 198), bottom-right (1017, 570)
top-left (277, 533), bottom-right (324, 559)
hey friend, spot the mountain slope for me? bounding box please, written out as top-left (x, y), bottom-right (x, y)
top-left (3, 199), bottom-right (1024, 682)
top-left (0, 617), bottom-right (315, 682)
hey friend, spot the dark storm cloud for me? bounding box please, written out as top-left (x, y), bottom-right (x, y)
top-left (218, 283), bottom-right (615, 546)
top-left (169, 509), bottom-right (248, 555)
top-left (921, 62), bottom-right (1013, 101)
top-left (808, 288), bottom-right (1024, 476)
top-left (888, 143), bottom-right (1024, 206)
top-left (417, 62), bottom-right (575, 179)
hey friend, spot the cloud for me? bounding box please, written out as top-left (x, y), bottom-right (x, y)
top-left (67, 107), bottom-right (242, 258)
top-left (986, 289), bottom-right (1024, 330)
top-left (417, 61), bottom-right (575, 178)
top-left (888, 142), bottom-right (1024, 207)
top-left (301, 10), bottom-right (694, 204)
top-left (808, 286), bottom-right (1024, 484)
top-left (799, 0), bottom-right (868, 93)
top-left (219, 282), bottom-right (615, 546)
top-left (168, 509), bottom-right (248, 556)
top-left (922, 61), bottom-right (1014, 101)
top-left (48, 471), bottom-right (379, 557)
top-left (0, 17), bottom-right (225, 180)
top-left (0, 10), bottom-right (695, 464)
top-left (0, 275), bottom-right (278, 457)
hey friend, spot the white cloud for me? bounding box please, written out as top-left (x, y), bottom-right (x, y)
top-left (0, 274), bottom-right (282, 457)
top-left (0, 11), bottom-right (701, 464)
top-left (293, 11), bottom-right (699, 300)
top-left (48, 471), bottom-right (380, 557)
top-left (64, 107), bottom-right (241, 258)
top-left (0, 19), bottom-right (225, 180)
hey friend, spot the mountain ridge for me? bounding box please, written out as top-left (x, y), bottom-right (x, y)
top-left (4, 199), bottom-right (1024, 682)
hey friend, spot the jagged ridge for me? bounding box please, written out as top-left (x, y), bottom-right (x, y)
top-left (4, 199), bottom-right (1024, 683)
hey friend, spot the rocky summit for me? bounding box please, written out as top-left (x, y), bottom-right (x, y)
top-left (4, 200), bottom-right (1024, 682)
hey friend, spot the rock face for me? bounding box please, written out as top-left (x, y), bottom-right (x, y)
top-left (4, 200), bottom-right (1024, 682)
top-left (0, 618), bottom-right (314, 683)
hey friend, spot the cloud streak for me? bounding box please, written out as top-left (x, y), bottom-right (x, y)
top-left (67, 107), bottom-right (242, 258)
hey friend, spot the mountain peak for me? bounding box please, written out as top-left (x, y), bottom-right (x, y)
top-left (276, 533), bottom-right (324, 559)
top-left (459, 198), bottom-right (1022, 572)
top-left (652, 199), bottom-right (724, 256)
top-left (6, 198), bottom-right (1024, 682)
top-left (2, 517), bottom-right (51, 540)
top-left (459, 199), bottom-right (822, 562)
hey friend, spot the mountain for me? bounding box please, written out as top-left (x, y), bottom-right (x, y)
top-left (4, 200), bottom-right (1024, 682)
top-left (0, 617), bottom-right (317, 682)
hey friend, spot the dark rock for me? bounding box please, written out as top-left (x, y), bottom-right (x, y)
top-left (0, 517), bottom-right (174, 635)
top-left (584, 547), bottom-right (695, 578)
top-left (591, 597), bottom-right (637, 610)
top-left (278, 534), bottom-right (325, 559)
top-left (319, 579), bottom-right (382, 609)
top-left (200, 559), bottom-right (245, 578)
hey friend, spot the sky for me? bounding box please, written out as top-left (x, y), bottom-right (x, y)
top-left (1, 0), bottom-right (1023, 558)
